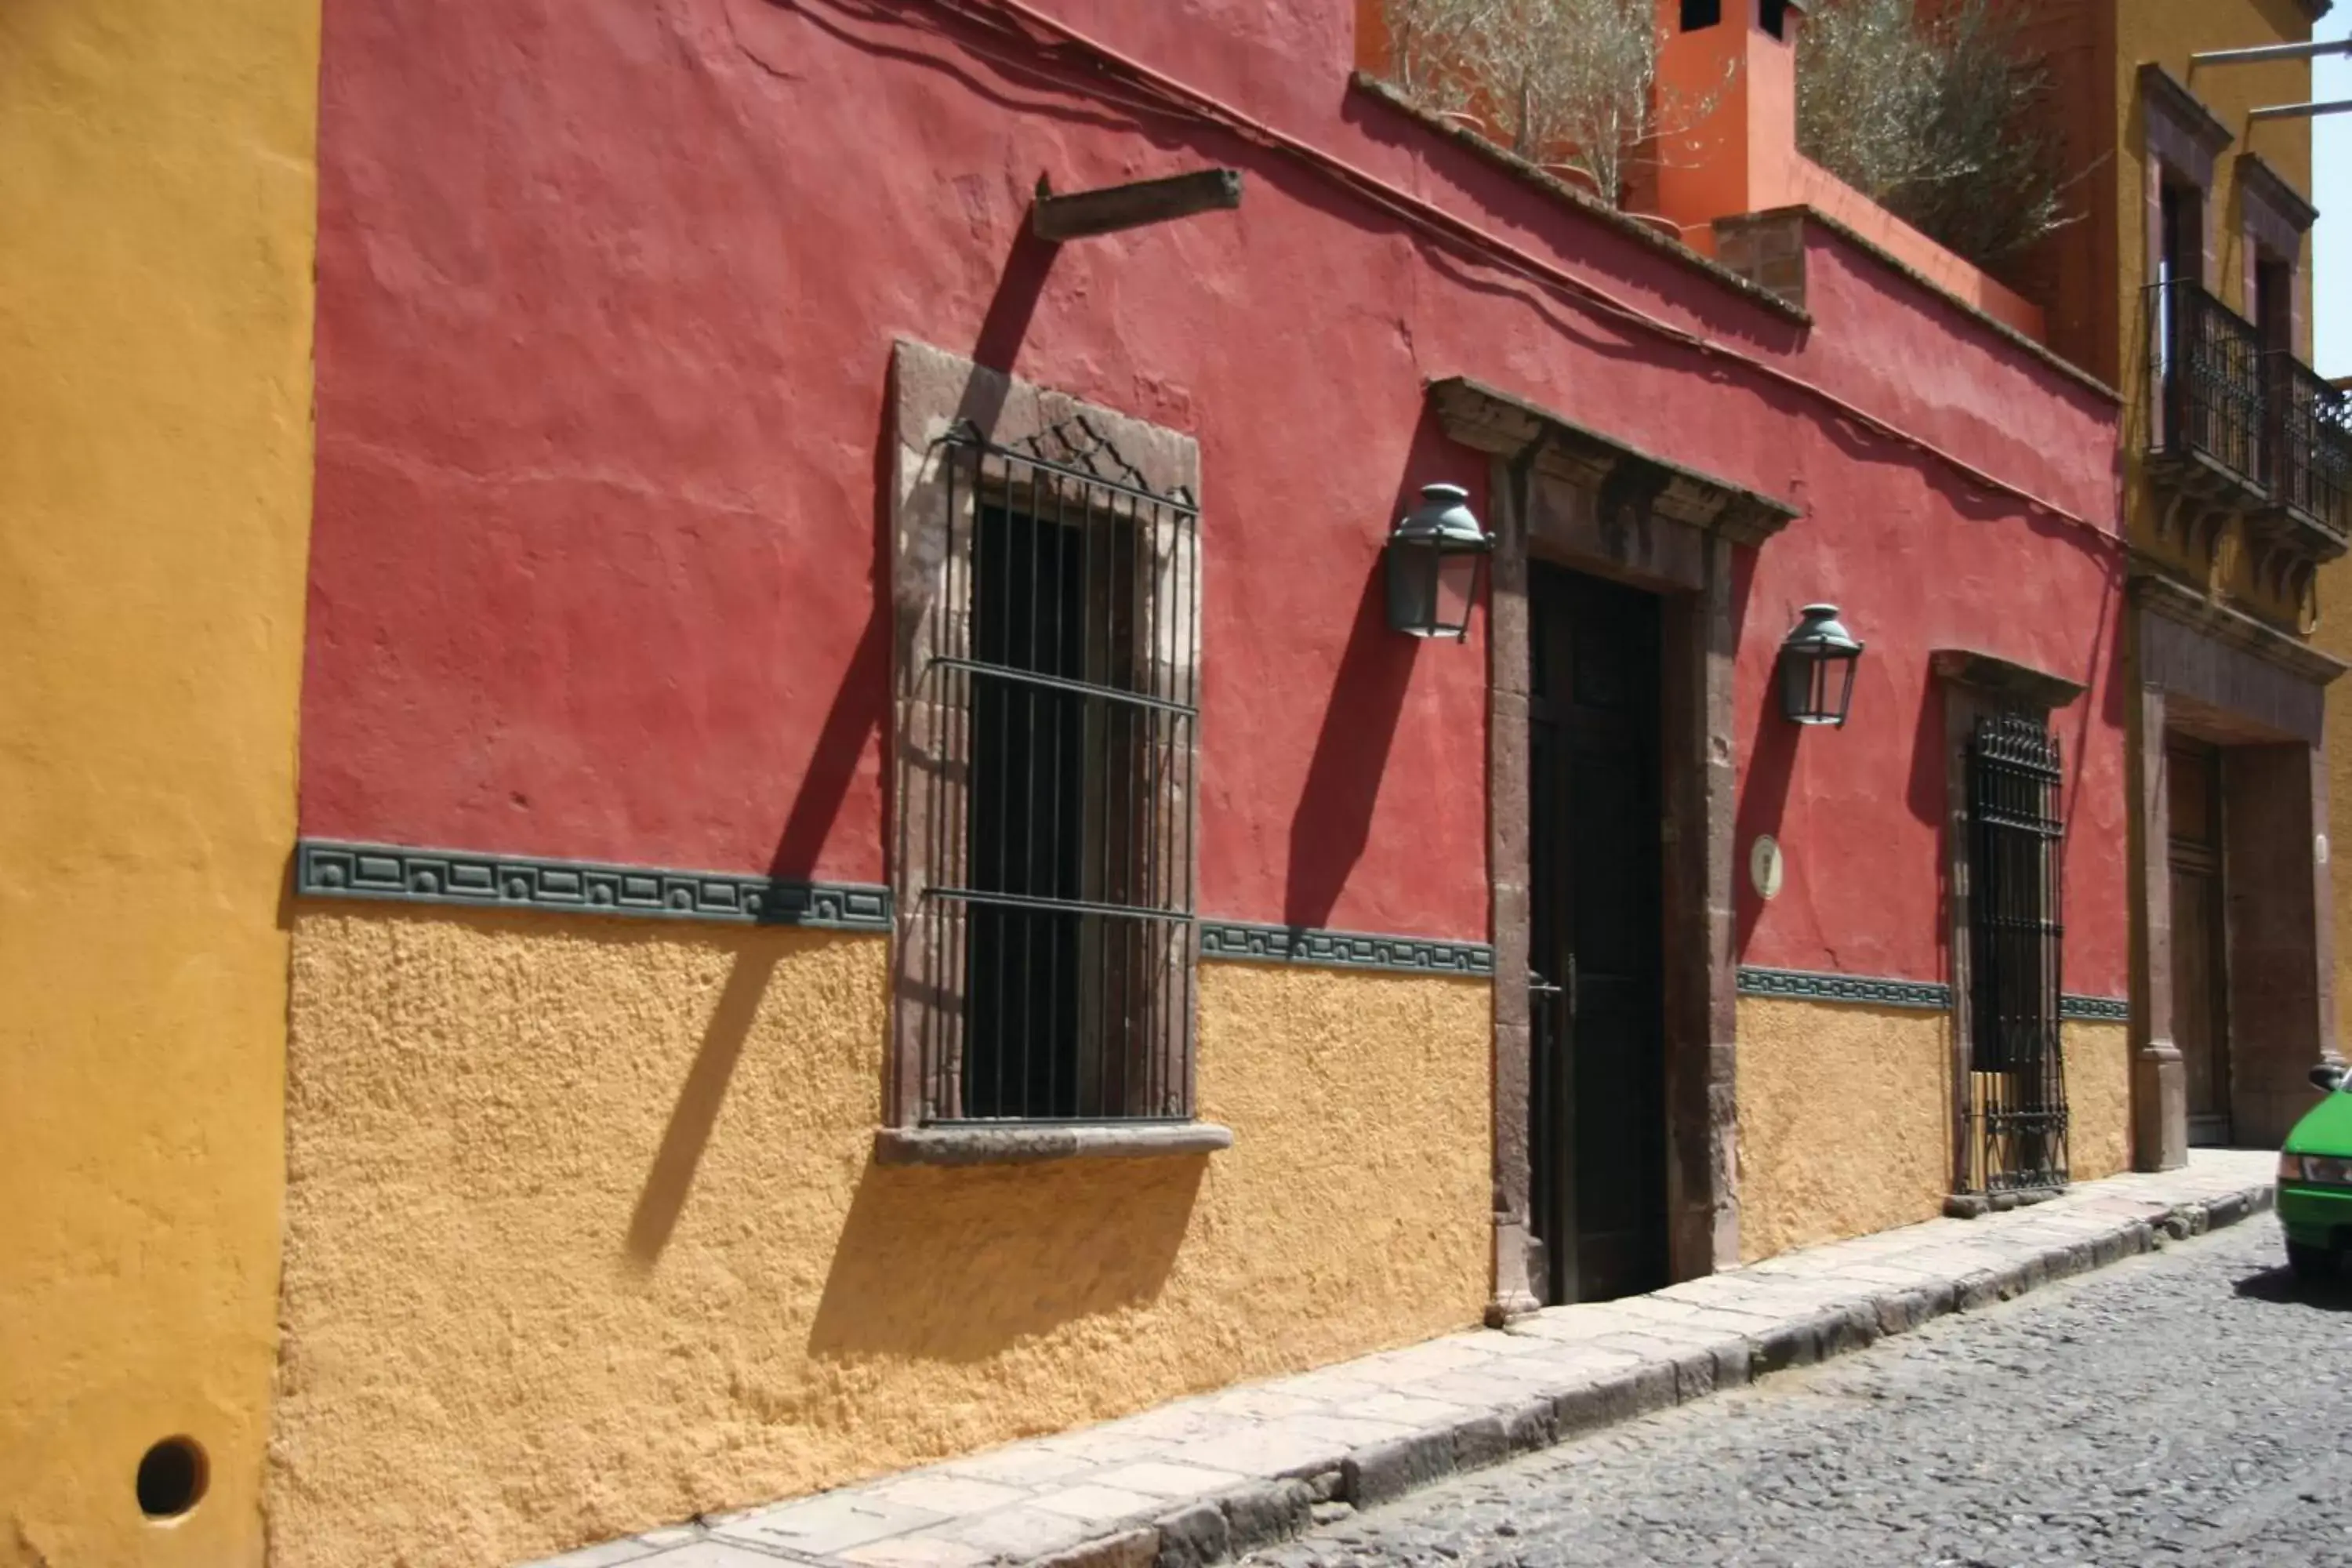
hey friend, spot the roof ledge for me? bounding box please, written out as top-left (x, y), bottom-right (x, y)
top-left (1427, 376), bottom-right (1800, 547)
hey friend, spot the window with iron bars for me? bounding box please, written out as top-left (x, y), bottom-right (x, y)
top-left (902, 416), bottom-right (1200, 1124)
top-left (1962, 710), bottom-right (2069, 1194)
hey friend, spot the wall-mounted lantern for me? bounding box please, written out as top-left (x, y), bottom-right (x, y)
top-left (1778, 604), bottom-right (1863, 727)
top-left (1386, 483), bottom-right (1493, 641)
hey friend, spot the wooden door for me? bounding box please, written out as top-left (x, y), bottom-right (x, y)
top-left (1527, 564), bottom-right (1667, 1305)
top-left (2168, 739), bottom-right (2230, 1145)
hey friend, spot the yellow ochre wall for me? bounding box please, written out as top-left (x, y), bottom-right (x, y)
top-left (2065, 1021), bottom-right (2133, 1182)
top-left (1733, 998), bottom-right (1952, 1264)
top-left (1736, 1001), bottom-right (2136, 1262)
top-left (266, 913), bottom-right (1493, 1568)
top-left (0, 0), bottom-right (318, 1562)
top-left (2320, 542), bottom-right (2352, 1058)
top-left (2115, 0), bottom-right (2317, 619)
top-left (2323, 604), bottom-right (2352, 1053)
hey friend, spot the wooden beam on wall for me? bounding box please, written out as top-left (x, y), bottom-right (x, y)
top-left (1031, 169), bottom-right (1243, 242)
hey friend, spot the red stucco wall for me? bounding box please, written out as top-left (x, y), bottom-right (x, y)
top-left (299, 0), bottom-right (2126, 989)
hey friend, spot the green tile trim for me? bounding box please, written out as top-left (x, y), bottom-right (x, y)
top-left (1200, 920), bottom-right (1494, 977)
top-left (1738, 966), bottom-right (2129, 1023)
top-left (294, 839), bottom-right (891, 930)
top-left (1737, 965), bottom-right (1951, 1011)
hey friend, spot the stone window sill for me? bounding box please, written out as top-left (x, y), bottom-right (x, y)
top-left (873, 1121), bottom-right (1236, 1167)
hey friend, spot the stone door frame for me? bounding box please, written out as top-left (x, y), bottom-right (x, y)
top-left (1428, 378), bottom-right (1795, 1317)
top-left (2128, 574), bottom-right (2345, 1168)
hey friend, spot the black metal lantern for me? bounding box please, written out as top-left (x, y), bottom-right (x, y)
top-left (1777, 603), bottom-right (1863, 727)
top-left (1385, 483), bottom-right (1493, 641)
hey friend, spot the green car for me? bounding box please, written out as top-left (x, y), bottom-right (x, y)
top-left (2278, 1062), bottom-right (2352, 1280)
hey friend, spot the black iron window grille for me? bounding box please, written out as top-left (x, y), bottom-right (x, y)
top-left (906, 417), bottom-right (1200, 1123)
top-left (2267, 352), bottom-right (2352, 541)
top-left (1963, 710), bottom-right (2069, 1194)
top-left (2149, 279), bottom-right (2266, 488)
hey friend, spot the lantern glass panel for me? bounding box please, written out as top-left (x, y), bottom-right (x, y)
top-left (1828, 655), bottom-right (1857, 723)
top-left (1780, 649), bottom-right (1859, 725)
top-left (1386, 542), bottom-right (1439, 637)
top-left (1432, 548), bottom-right (1481, 638)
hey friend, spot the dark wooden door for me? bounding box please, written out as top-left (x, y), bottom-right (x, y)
top-left (2168, 739), bottom-right (2230, 1145)
top-left (1527, 564), bottom-right (1667, 1305)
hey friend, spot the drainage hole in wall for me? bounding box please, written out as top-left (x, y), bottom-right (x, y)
top-left (136, 1436), bottom-right (208, 1519)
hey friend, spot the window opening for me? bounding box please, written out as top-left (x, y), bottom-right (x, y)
top-left (2151, 177), bottom-right (2261, 484)
top-left (918, 418), bottom-right (1200, 1123)
top-left (1680, 0), bottom-right (1722, 31)
top-left (2255, 253), bottom-right (2293, 353)
top-left (1963, 710), bottom-right (2069, 1193)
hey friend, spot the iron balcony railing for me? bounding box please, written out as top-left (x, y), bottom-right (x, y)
top-left (2267, 351), bottom-right (2352, 539)
top-left (2147, 278), bottom-right (2267, 489)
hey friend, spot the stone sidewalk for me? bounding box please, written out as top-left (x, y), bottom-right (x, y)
top-left (528, 1151), bottom-right (2278, 1568)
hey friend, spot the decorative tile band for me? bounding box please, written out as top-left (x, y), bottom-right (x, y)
top-left (295, 840), bottom-right (892, 931)
top-left (1200, 920), bottom-right (1494, 977)
top-left (1737, 965), bottom-right (1952, 1011)
top-left (1737, 967), bottom-right (2131, 1024)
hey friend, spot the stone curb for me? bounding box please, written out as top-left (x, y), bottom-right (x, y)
top-left (1073, 1184), bottom-right (2271, 1568)
top-left (524, 1178), bottom-right (2273, 1568)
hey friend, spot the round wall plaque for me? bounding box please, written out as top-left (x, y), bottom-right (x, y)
top-left (1749, 833), bottom-right (1784, 901)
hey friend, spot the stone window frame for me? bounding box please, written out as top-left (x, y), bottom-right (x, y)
top-left (2137, 64), bottom-right (2235, 454)
top-left (878, 339), bottom-right (1229, 1167)
top-left (1932, 650), bottom-right (2085, 1207)
top-left (2235, 152), bottom-right (2314, 354)
top-left (1431, 376), bottom-right (1795, 1316)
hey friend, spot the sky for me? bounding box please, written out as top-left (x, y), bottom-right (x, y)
top-left (2315, 8), bottom-right (2350, 378)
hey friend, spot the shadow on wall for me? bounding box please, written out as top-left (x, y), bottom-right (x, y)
top-left (628, 354), bottom-right (904, 1267)
top-left (1283, 413), bottom-right (1473, 931)
top-left (627, 219), bottom-right (1116, 1272)
top-left (626, 947), bottom-right (786, 1265)
top-left (1901, 675), bottom-right (1951, 971)
top-left (806, 1155), bottom-right (1207, 1363)
top-left (1733, 538), bottom-right (1798, 956)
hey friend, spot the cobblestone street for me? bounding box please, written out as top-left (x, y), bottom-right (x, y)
top-left (1247, 1217), bottom-right (2352, 1568)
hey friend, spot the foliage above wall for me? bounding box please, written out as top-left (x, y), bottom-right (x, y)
top-left (1796, 0), bottom-right (2076, 271)
top-left (1379, 0), bottom-right (1722, 210)
top-left (1377, 0), bottom-right (2076, 275)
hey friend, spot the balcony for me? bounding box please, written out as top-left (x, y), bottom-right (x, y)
top-left (2144, 280), bottom-right (2352, 567)
top-left (2147, 279), bottom-right (2267, 507)
top-left (2256, 353), bottom-right (2352, 561)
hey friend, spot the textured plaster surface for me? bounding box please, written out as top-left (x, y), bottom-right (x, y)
top-left (303, 0), bottom-right (2125, 972)
top-left (535, 1155), bottom-right (2278, 1568)
top-left (0, 0), bottom-right (318, 1559)
top-left (1734, 998), bottom-right (1951, 1264)
top-left (270, 913), bottom-right (1489, 1568)
top-left (2066, 1021), bottom-right (2133, 1183)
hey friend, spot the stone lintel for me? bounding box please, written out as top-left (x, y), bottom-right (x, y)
top-left (2236, 152), bottom-right (2318, 238)
top-left (1929, 648), bottom-right (2089, 712)
top-left (1426, 376), bottom-right (1799, 549)
top-left (2139, 64), bottom-right (2236, 165)
top-left (2135, 572), bottom-right (2349, 689)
